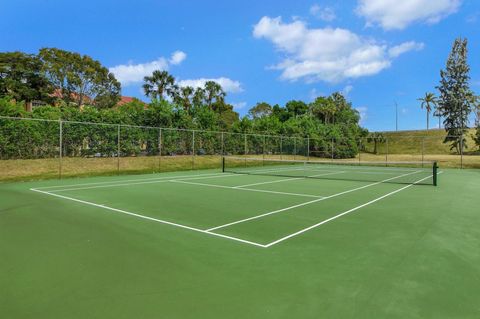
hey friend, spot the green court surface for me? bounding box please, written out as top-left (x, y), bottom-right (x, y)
top-left (1, 166), bottom-right (480, 318)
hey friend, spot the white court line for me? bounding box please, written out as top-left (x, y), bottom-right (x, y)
top-left (30, 188), bottom-right (267, 248)
top-left (232, 171), bottom-right (345, 188)
top-left (264, 172), bottom-right (442, 247)
top-left (233, 177), bottom-right (301, 188)
top-left (35, 172), bottom-right (226, 190)
top-left (170, 180), bottom-right (323, 198)
top-left (46, 173), bottom-right (242, 193)
top-left (205, 170), bottom-right (423, 232)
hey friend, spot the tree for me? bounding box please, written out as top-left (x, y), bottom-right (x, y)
top-left (94, 72), bottom-right (123, 109)
top-left (366, 132), bottom-right (386, 155)
top-left (271, 104), bottom-right (289, 122)
top-left (417, 92), bottom-right (437, 130)
top-left (39, 48), bottom-right (121, 108)
top-left (192, 87), bottom-right (205, 108)
top-left (174, 86), bottom-right (195, 113)
top-left (309, 96), bottom-right (336, 124)
top-left (248, 102), bottom-right (272, 119)
top-left (473, 96), bottom-right (480, 151)
top-left (203, 81), bottom-right (225, 108)
top-left (436, 38), bottom-right (475, 153)
top-left (473, 125), bottom-right (480, 152)
top-left (0, 52), bottom-right (53, 111)
top-left (285, 100), bottom-right (308, 118)
top-left (143, 70), bottom-right (177, 101)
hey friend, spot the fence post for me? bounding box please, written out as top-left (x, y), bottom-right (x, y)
top-left (280, 136), bottom-right (283, 160)
top-left (117, 124), bottom-right (121, 174)
top-left (294, 138), bottom-right (297, 160)
top-left (460, 133), bottom-right (464, 169)
top-left (158, 128), bottom-right (162, 172)
top-left (307, 137), bottom-right (310, 161)
top-left (263, 135), bottom-right (266, 160)
top-left (385, 137), bottom-right (389, 166)
top-left (331, 138), bottom-right (334, 161)
top-left (244, 133), bottom-right (247, 156)
top-left (192, 130), bottom-right (195, 170)
top-left (358, 138), bottom-right (362, 165)
top-left (59, 120), bottom-right (63, 179)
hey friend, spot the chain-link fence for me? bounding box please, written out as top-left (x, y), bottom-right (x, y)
top-left (0, 116), bottom-right (479, 181)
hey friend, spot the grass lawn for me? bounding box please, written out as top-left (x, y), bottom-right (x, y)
top-left (1, 166), bottom-right (479, 318)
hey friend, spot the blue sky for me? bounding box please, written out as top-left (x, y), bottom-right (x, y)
top-left (1, 0), bottom-right (479, 131)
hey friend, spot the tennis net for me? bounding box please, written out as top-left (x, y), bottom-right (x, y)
top-left (222, 156), bottom-right (438, 186)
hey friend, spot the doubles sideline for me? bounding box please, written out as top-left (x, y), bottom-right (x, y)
top-left (205, 170), bottom-right (424, 231)
top-left (263, 172), bottom-right (442, 247)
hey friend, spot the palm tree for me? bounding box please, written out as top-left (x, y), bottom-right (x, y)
top-left (309, 96), bottom-right (336, 124)
top-left (366, 132), bottom-right (386, 154)
top-left (174, 86), bottom-right (195, 113)
top-left (142, 70), bottom-right (176, 100)
top-left (417, 92), bottom-right (438, 130)
top-left (203, 81), bottom-right (225, 108)
top-left (192, 87), bottom-right (206, 107)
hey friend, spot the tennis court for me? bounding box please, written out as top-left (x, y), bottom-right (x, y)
top-left (2, 158), bottom-right (480, 318)
top-left (28, 158), bottom-right (438, 248)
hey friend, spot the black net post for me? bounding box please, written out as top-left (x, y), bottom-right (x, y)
top-left (221, 132), bottom-right (224, 156)
top-left (433, 161), bottom-right (438, 186)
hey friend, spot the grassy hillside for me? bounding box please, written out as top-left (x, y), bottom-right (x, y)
top-left (360, 128), bottom-right (480, 168)
top-left (379, 128), bottom-right (478, 155)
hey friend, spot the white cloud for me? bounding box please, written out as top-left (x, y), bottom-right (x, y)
top-left (356, 0), bottom-right (461, 30)
top-left (388, 41), bottom-right (425, 58)
top-left (110, 58), bottom-right (169, 86)
top-left (310, 5), bottom-right (336, 21)
top-left (355, 106), bottom-right (368, 124)
top-left (178, 77), bottom-right (243, 93)
top-left (232, 102), bottom-right (247, 111)
top-left (253, 16), bottom-right (422, 83)
top-left (169, 51), bottom-right (187, 65)
top-left (110, 51), bottom-right (186, 86)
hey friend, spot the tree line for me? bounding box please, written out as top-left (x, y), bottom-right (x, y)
top-left (0, 48), bottom-right (366, 159)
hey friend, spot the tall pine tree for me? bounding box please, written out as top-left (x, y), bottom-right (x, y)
top-left (436, 38), bottom-right (475, 153)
